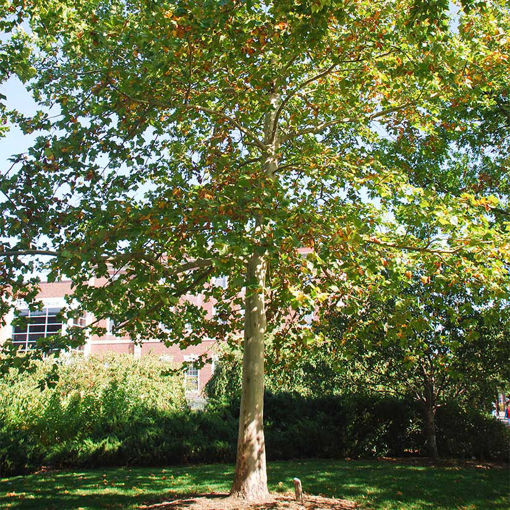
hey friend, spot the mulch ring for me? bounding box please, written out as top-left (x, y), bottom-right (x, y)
top-left (139, 492), bottom-right (357, 510)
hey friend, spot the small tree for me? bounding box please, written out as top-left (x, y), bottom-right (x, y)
top-left (327, 271), bottom-right (510, 458)
top-left (1, 0), bottom-right (508, 499)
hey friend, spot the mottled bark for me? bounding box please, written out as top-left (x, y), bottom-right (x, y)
top-left (231, 90), bottom-right (280, 500)
top-left (231, 253), bottom-right (269, 500)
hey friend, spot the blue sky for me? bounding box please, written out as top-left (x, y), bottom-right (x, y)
top-left (0, 76), bottom-right (38, 165)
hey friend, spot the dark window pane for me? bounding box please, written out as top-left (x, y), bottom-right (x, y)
top-left (30, 317), bottom-right (46, 324)
top-left (13, 326), bottom-right (28, 333)
top-left (46, 321), bottom-right (62, 327)
top-left (28, 325), bottom-right (45, 333)
top-left (47, 324), bottom-right (62, 333)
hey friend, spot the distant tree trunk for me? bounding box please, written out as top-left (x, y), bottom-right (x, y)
top-left (423, 385), bottom-right (439, 459)
top-left (231, 252), bottom-right (269, 500)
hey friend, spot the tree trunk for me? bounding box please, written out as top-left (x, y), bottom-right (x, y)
top-left (231, 252), bottom-right (269, 500)
top-left (423, 398), bottom-right (439, 460)
top-left (231, 89), bottom-right (279, 500)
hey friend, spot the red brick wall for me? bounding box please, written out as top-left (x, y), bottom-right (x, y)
top-left (28, 279), bottom-right (220, 395)
top-left (89, 342), bottom-right (134, 355)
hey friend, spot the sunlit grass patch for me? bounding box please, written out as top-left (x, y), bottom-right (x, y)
top-left (0, 459), bottom-right (508, 509)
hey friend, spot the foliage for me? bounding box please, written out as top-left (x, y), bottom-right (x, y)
top-left (0, 354), bottom-right (186, 475)
top-left (207, 359), bottom-right (510, 462)
top-left (322, 273), bottom-right (510, 457)
top-left (0, 352), bottom-right (507, 477)
top-left (1, 459), bottom-right (509, 510)
top-left (327, 277), bottom-right (509, 399)
top-left (0, 0), bottom-right (506, 358)
top-left (206, 344), bottom-right (351, 401)
top-left (436, 403), bottom-right (510, 461)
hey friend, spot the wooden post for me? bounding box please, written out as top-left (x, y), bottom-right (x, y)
top-left (293, 478), bottom-right (303, 503)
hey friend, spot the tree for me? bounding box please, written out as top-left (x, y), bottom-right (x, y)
top-left (1, 0), bottom-right (508, 500)
top-left (326, 268), bottom-right (510, 458)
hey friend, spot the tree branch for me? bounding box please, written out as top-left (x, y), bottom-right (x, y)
top-left (107, 85), bottom-right (266, 150)
top-left (0, 248), bottom-right (214, 282)
top-left (365, 238), bottom-right (463, 255)
top-left (270, 63), bottom-right (338, 143)
top-left (113, 266), bottom-right (214, 333)
top-left (0, 249), bottom-right (59, 258)
top-left (274, 50), bottom-right (396, 143)
top-left (283, 103), bottom-right (409, 141)
top-left (182, 105), bottom-right (266, 151)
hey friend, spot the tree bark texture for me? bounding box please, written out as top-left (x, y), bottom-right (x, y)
top-left (231, 90), bottom-right (279, 500)
top-left (231, 253), bottom-right (269, 500)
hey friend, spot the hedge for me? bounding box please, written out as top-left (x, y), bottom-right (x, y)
top-left (0, 355), bottom-right (507, 476)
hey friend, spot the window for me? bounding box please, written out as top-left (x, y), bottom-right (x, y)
top-left (106, 318), bottom-right (116, 336)
top-left (73, 314), bottom-right (87, 328)
top-left (12, 308), bottom-right (63, 351)
top-left (185, 365), bottom-right (200, 392)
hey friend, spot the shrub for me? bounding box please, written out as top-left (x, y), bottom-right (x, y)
top-left (436, 403), bottom-right (510, 461)
top-left (0, 354), bottom-right (185, 475)
top-left (0, 355), bottom-right (507, 476)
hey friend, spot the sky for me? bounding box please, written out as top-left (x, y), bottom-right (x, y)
top-left (0, 76), bottom-right (39, 166)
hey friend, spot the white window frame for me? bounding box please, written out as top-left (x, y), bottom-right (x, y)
top-left (183, 354), bottom-right (200, 392)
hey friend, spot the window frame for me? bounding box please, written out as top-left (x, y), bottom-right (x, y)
top-left (12, 307), bottom-right (64, 351)
top-left (183, 355), bottom-right (200, 393)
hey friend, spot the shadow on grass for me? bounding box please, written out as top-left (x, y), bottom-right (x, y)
top-left (0, 460), bottom-right (508, 509)
top-left (268, 460), bottom-right (510, 510)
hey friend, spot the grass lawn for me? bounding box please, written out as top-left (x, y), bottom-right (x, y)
top-left (0, 459), bottom-right (508, 509)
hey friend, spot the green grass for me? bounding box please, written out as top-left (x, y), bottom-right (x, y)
top-left (0, 459), bottom-right (508, 509)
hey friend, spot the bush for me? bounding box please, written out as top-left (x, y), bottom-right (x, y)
top-left (207, 359), bottom-right (509, 463)
top-left (0, 354), bottom-right (186, 475)
top-left (264, 393), bottom-right (420, 460)
top-left (436, 403), bottom-right (510, 461)
top-left (205, 392), bottom-right (423, 460)
top-left (0, 355), bottom-right (507, 476)
top-left (206, 392), bottom-right (508, 462)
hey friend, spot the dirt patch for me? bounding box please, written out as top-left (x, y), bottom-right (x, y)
top-left (139, 492), bottom-right (357, 510)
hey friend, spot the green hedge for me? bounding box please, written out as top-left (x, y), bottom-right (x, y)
top-left (210, 393), bottom-right (422, 460)
top-left (0, 355), bottom-right (508, 476)
top-left (204, 394), bottom-right (509, 462)
top-left (435, 403), bottom-right (510, 461)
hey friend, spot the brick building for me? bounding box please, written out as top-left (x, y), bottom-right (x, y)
top-left (0, 279), bottom-right (219, 395)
